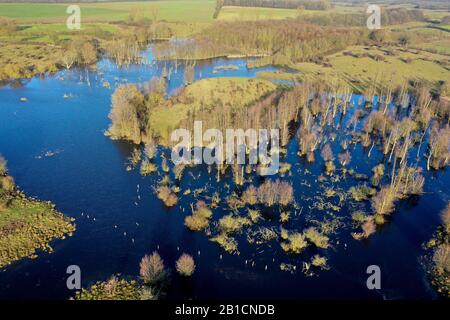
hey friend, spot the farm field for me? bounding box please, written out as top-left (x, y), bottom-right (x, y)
top-left (218, 6), bottom-right (300, 21)
top-left (0, 0), bottom-right (217, 23)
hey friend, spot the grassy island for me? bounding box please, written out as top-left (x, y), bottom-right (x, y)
top-left (107, 77), bottom-right (278, 145)
top-left (0, 156), bottom-right (75, 269)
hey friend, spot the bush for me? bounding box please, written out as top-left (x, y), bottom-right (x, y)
top-left (218, 214), bottom-right (250, 234)
top-left (0, 176), bottom-right (15, 193)
top-left (129, 148), bottom-right (141, 166)
top-left (279, 162), bottom-right (292, 175)
top-left (428, 126), bottom-right (450, 170)
top-left (176, 254), bottom-right (196, 276)
top-left (0, 156), bottom-right (6, 176)
top-left (156, 185), bottom-right (178, 207)
top-left (361, 218), bottom-right (376, 238)
top-left (311, 255), bottom-right (328, 269)
top-left (371, 186), bottom-right (396, 216)
top-left (304, 227), bottom-right (329, 249)
top-left (349, 184), bottom-right (376, 201)
top-left (0, 198), bottom-right (7, 212)
top-left (351, 211), bottom-right (367, 224)
top-left (338, 151), bottom-right (351, 166)
top-left (140, 252), bottom-right (166, 285)
top-left (144, 140), bottom-right (157, 160)
top-left (140, 159), bottom-right (157, 176)
top-left (397, 167), bottom-right (425, 197)
top-left (441, 203), bottom-right (450, 232)
top-left (429, 243), bottom-right (450, 295)
top-left (173, 164), bottom-right (185, 180)
top-left (247, 209), bottom-right (261, 224)
top-left (161, 158), bottom-right (169, 173)
top-left (374, 214), bottom-right (385, 225)
top-left (280, 227), bottom-right (289, 240)
top-left (321, 144), bottom-right (334, 162)
top-left (324, 161), bottom-right (335, 174)
top-left (140, 287), bottom-right (156, 300)
top-left (107, 84), bottom-right (145, 144)
top-left (164, 193), bottom-right (178, 207)
top-left (433, 244), bottom-right (450, 276)
top-left (73, 276), bottom-right (144, 300)
top-left (280, 211), bottom-right (290, 223)
top-left (210, 233), bottom-right (239, 254)
top-left (281, 232), bottom-right (308, 254)
top-left (241, 185), bottom-right (257, 205)
top-left (252, 180), bottom-right (294, 206)
top-left (371, 164), bottom-right (385, 186)
top-left (185, 201), bottom-right (213, 231)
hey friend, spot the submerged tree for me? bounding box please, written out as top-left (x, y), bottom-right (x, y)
top-left (176, 254), bottom-right (196, 276)
top-left (280, 232), bottom-right (308, 254)
top-left (108, 84), bottom-right (145, 144)
top-left (185, 201), bottom-right (213, 231)
top-left (0, 156), bottom-right (6, 176)
top-left (140, 251), bottom-right (166, 286)
top-left (371, 186), bottom-right (397, 216)
top-left (425, 203), bottom-right (450, 296)
top-left (321, 144), bottom-right (335, 174)
top-left (427, 125), bottom-right (450, 170)
top-left (156, 185), bottom-right (178, 207)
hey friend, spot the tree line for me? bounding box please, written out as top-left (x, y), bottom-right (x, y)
top-left (154, 19), bottom-right (364, 65)
top-left (300, 7), bottom-right (425, 27)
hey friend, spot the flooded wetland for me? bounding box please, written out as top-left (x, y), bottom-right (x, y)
top-left (0, 0), bottom-right (449, 301)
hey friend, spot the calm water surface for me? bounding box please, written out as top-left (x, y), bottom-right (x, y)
top-left (0, 48), bottom-right (448, 299)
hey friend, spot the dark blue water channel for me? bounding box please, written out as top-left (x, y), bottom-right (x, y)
top-left (0, 47), bottom-right (448, 299)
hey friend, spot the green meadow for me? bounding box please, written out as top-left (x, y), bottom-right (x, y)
top-left (0, 0), bottom-right (217, 23)
top-left (218, 6), bottom-right (300, 21)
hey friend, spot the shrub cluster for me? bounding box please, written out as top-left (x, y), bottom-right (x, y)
top-left (185, 201), bottom-right (213, 231)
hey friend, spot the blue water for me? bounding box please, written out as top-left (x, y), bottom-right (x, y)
top-left (0, 48), bottom-right (448, 300)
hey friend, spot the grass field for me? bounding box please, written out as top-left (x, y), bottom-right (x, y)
top-left (416, 39), bottom-right (450, 55)
top-left (218, 6), bottom-right (299, 21)
top-left (0, 0), bottom-right (216, 23)
top-left (257, 45), bottom-right (449, 92)
top-left (328, 46), bottom-right (449, 85)
top-left (0, 1), bottom-right (366, 24)
top-left (217, 4), bottom-right (364, 21)
top-left (437, 24), bottom-right (450, 31)
top-left (0, 23), bottom-right (119, 43)
top-left (0, 3), bottom-right (124, 22)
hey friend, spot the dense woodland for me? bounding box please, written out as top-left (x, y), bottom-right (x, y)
top-left (154, 6), bottom-right (428, 64)
top-left (154, 20), bottom-right (364, 64)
